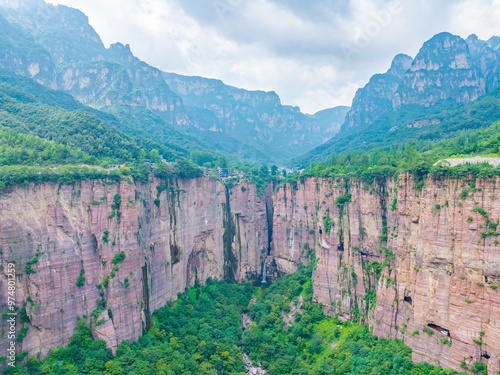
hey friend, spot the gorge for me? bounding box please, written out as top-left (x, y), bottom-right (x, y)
top-left (1, 173), bottom-right (499, 373)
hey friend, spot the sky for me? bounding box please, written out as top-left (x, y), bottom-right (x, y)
top-left (45, 0), bottom-right (500, 114)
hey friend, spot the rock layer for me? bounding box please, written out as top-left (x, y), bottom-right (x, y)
top-left (270, 175), bottom-right (500, 373)
top-left (1, 174), bottom-right (500, 373)
top-left (0, 177), bottom-right (268, 358)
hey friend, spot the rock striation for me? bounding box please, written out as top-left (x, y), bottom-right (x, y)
top-left (0, 177), bottom-right (269, 358)
top-left (269, 175), bottom-right (500, 374)
top-left (2, 174), bottom-right (500, 373)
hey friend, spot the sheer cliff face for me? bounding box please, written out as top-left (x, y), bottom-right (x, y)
top-left (394, 32), bottom-right (500, 107)
top-left (2, 175), bottom-right (500, 373)
top-left (340, 54), bottom-right (413, 132)
top-left (0, 177), bottom-right (268, 357)
top-left (270, 175), bottom-right (500, 374)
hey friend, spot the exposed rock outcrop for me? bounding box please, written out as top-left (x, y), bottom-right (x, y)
top-left (270, 175), bottom-right (500, 373)
top-left (340, 53), bottom-right (413, 132)
top-left (393, 32), bottom-right (499, 107)
top-left (0, 177), bottom-right (268, 358)
top-left (163, 72), bottom-right (349, 161)
top-left (2, 173), bottom-right (500, 373)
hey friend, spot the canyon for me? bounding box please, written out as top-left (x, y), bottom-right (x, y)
top-left (1, 174), bottom-right (500, 373)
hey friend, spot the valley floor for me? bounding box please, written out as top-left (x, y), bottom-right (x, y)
top-left (6, 264), bottom-right (472, 375)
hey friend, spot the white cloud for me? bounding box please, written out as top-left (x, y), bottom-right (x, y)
top-left (45, 0), bottom-right (500, 113)
top-left (449, 0), bottom-right (500, 40)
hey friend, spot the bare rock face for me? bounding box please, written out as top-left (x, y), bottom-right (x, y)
top-left (340, 53), bottom-right (413, 132)
top-left (0, 177), bottom-right (268, 358)
top-left (270, 175), bottom-right (500, 373)
top-left (393, 32), bottom-right (500, 107)
top-left (2, 173), bottom-right (500, 373)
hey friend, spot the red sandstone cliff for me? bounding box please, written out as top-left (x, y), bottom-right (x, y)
top-left (2, 173), bottom-right (499, 373)
top-left (270, 174), bottom-right (500, 373)
top-left (0, 177), bottom-right (268, 358)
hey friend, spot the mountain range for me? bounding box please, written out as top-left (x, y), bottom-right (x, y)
top-left (293, 32), bottom-right (500, 166)
top-left (1, 0), bottom-right (500, 170)
top-left (0, 0), bottom-right (349, 165)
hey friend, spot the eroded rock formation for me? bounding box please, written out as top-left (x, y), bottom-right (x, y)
top-left (1, 173), bottom-right (500, 373)
top-left (269, 174), bottom-right (500, 373)
top-left (0, 177), bottom-right (269, 358)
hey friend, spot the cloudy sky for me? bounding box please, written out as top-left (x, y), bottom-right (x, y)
top-left (46, 0), bottom-right (500, 114)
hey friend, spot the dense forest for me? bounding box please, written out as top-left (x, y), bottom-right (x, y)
top-left (289, 121), bottom-right (500, 187)
top-left (5, 261), bottom-right (474, 375)
top-left (291, 89), bottom-right (500, 167)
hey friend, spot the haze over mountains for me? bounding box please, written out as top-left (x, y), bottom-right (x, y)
top-left (0, 0), bottom-right (349, 165)
top-left (0, 0), bottom-right (500, 169)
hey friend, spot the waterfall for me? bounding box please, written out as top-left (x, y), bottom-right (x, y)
top-left (261, 256), bottom-right (268, 284)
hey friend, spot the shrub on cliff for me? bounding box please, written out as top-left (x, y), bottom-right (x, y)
top-left (334, 194), bottom-right (351, 208)
top-left (111, 252), bottom-right (126, 265)
top-left (174, 159), bottom-right (203, 179)
top-left (75, 269), bottom-right (85, 287)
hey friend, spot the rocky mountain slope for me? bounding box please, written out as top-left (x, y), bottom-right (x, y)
top-left (0, 0), bottom-right (348, 164)
top-left (2, 173), bottom-right (500, 373)
top-left (293, 32), bottom-right (500, 167)
top-left (340, 54), bottom-right (412, 132)
top-left (164, 73), bottom-right (349, 161)
top-left (393, 33), bottom-right (500, 107)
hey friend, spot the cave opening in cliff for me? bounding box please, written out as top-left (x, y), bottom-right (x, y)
top-left (337, 236), bottom-right (344, 251)
top-left (404, 296), bottom-right (412, 305)
top-left (91, 234), bottom-right (98, 253)
top-left (482, 353), bottom-right (490, 360)
top-left (427, 323), bottom-right (449, 336)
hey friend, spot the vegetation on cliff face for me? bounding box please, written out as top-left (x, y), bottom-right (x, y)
top-left (242, 264), bottom-right (466, 375)
top-left (7, 266), bottom-right (466, 375)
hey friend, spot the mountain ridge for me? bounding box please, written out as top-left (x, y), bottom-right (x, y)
top-left (0, 0), bottom-right (349, 164)
top-left (292, 31), bottom-right (500, 167)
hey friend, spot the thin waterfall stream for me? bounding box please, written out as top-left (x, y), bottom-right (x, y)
top-left (261, 256), bottom-right (268, 283)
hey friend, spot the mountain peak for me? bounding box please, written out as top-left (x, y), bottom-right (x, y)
top-left (488, 36), bottom-right (500, 51)
top-left (411, 32), bottom-right (469, 72)
top-left (387, 54), bottom-right (413, 78)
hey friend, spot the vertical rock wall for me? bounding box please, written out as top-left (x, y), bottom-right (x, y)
top-left (0, 177), bottom-right (268, 358)
top-left (270, 174), bottom-right (500, 373)
top-left (2, 173), bottom-right (500, 373)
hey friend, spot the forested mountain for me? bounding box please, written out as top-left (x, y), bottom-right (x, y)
top-left (0, 0), bottom-right (348, 164)
top-left (0, 68), bottom-right (195, 163)
top-left (163, 73), bottom-right (349, 161)
top-left (292, 32), bottom-right (500, 167)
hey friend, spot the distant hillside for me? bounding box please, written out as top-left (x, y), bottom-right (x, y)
top-left (164, 73), bottom-right (349, 162)
top-left (0, 0), bottom-right (349, 164)
top-left (0, 68), bottom-right (189, 163)
top-left (306, 105), bottom-right (350, 138)
top-left (292, 32), bottom-right (500, 167)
